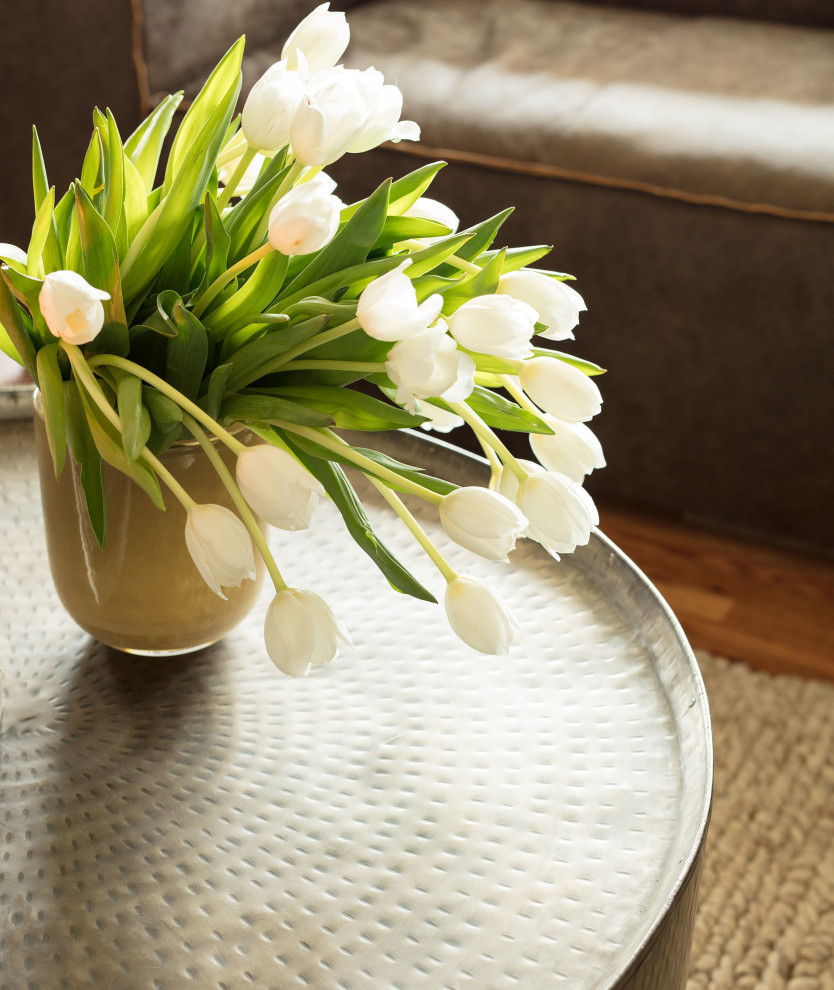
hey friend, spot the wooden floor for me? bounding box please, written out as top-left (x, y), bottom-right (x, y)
top-left (597, 501), bottom-right (834, 683)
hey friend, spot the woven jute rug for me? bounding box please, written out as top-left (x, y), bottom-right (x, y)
top-left (688, 651), bottom-right (834, 990)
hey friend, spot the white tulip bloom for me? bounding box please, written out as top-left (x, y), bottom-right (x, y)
top-left (446, 294), bottom-right (537, 360)
top-left (439, 486), bottom-right (527, 561)
top-left (385, 324), bottom-right (475, 412)
top-left (184, 504), bottom-right (256, 599)
top-left (236, 444), bottom-right (325, 530)
top-left (498, 270), bottom-right (586, 341)
top-left (357, 260), bottom-right (442, 341)
top-left (38, 271), bottom-right (110, 346)
top-left (264, 587), bottom-right (352, 676)
top-left (282, 2), bottom-right (350, 76)
top-left (444, 576), bottom-right (519, 655)
top-left (344, 67), bottom-right (420, 154)
top-left (267, 182), bottom-right (341, 256)
top-left (241, 60), bottom-right (306, 153)
top-left (290, 69), bottom-right (370, 167)
top-left (530, 415), bottom-right (606, 482)
top-left (403, 197), bottom-right (459, 233)
top-left (518, 357), bottom-right (602, 423)
top-left (516, 470), bottom-right (598, 556)
top-left (415, 400), bottom-right (464, 434)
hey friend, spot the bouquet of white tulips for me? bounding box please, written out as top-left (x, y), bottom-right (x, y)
top-left (0, 3), bottom-right (605, 674)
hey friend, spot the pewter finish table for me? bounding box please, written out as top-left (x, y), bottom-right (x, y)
top-left (0, 413), bottom-right (712, 990)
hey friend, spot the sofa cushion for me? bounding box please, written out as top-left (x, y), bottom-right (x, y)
top-left (331, 0), bottom-right (834, 216)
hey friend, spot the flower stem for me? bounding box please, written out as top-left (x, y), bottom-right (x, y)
top-left (500, 374), bottom-right (540, 414)
top-left (60, 342), bottom-right (196, 511)
top-left (85, 353), bottom-right (246, 455)
top-left (183, 414), bottom-right (287, 592)
top-left (276, 424), bottom-right (444, 505)
top-left (216, 145), bottom-right (258, 210)
top-left (398, 239), bottom-right (482, 276)
top-left (448, 400), bottom-right (528, 481)
top-left (192, 242), bottom-right (274, 319)
top-left (368, 476), bottom-right (457, 583)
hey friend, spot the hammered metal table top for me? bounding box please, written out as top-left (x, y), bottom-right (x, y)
top-left (0, 415), bottom-right (712, 990)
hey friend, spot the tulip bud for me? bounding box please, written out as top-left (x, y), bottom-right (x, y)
top-left (518, 358), bottom-right (602, 423)
top-left (357, 260), bottom-right (443, 341)
top-left (516, 470), bottom-right (598, 556)
top-left (385, 324), bottom-right (475, 412)
top-left (236, 443), bottom-right (325, 530)
top-left (241, 60), bottom-right (306, 153)
top-left (345, 68), bottom-right (420, 154)
top-left (403, 197), bottom-right (459, 233)
top-left (38, 270), bottom-right (110, 346)
top-left (444, 576), bottom-right (519, 655)
top-left (498, 270), bottom-right (586, 341)
top-left (530, 415), bottom-right (606, 482)
top-left (439, 486), bottom-right (527, 561)
top-left (282, 3), bottom-right (350, 76)
top-left (184, 504), bottom-right (256, 599)
top-left (290, 68), bottom-right (369, 168)
top-left (264, 587), bottom-right (352, 676)
top-left (446, 294), bottom-right (537, 360)
top-left (267, 183), bottom-right (341, 256)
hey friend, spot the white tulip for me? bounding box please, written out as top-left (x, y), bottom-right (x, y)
top-left (404, 197), bottom-right (459, 233)
top-left (303, 170), bottom-right (339, 198)
top-left (241, 60), bottom-right (306, 153)
top-left (264, 587), bottom-right (352, 676)
top-left (516, 470), bottom-right (598, 556)
top-left (385, 324), bottom-right (475, 412)
top-left (439, 486), bottom-right (527, 561)
top-left (446, 294), bottom-right (537, 360)
top-left (236, 444), bottom-right (325, 530)
top-left (444, 576), bottom-right (519, 655)
top-left (415, 400), bottom-right (464, 434)
top-left (267, 182), bottom-right (341, 256)
top-left (518, 357), bottom-right (602, 423)
top-left (530, 415), bottom-right (606, 482)
top-left (498, 270), bottom-right (586, 341)
top-left (357, 259), bottom-right (442, 341)
top-left (290, 69), bottom-right (370, 167)
top-left (344, 68), bottom-right (420, 154)
top-left (38, 270), bottom-right (110, 346)
top-left (184, 503), bottom-right (256, 599)
top-left (282, 2), bottom-right (350, 76)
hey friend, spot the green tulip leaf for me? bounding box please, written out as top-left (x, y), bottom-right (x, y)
top-left (403, 233), bottom-right (472, 278)
top-left (342, 161), bottom-right (446, 221)
top-left (27, 186), bottom-right (55, 277)
top-left (224, 314), bottom-right (330, 391)
top-left (276, 254), bottom-right (403, 311)
top-left (160, 293), bottom-right (208, 401)
top-left (372, 215), bottom-right (449, 251)
top-left (281, 433), bottom-right (438, 603)
top-left (479, 245), bottom-right (554, 272)
top-left (125, 92), bottom-right (184, 193)
top-left (143, 384), bottom-right (183, 433)
top-left (219, 392), bottom-right (332, 428)
top-left (164, 38), bottom-right (244, 193)
top-left (73, 183), bottom-right (129, 356)
top-left (117, 373), bottom-right (152, 462)
top-left (440, 249), bottom-right (504, 315)
top-left (204, 251), bottom-right (288, 337)
top-left (464, 385), bottom-right (553, 434)
top-left (202, 361), bottom-right (233, 420)
top-left (531, 346), bottom-right (606, 376)
top-left (35, 343), bottom-right (67, 477)
top-left (257, 385), bottom-right (426, 431)
top-left (64, 378), bottom-right (107, 549)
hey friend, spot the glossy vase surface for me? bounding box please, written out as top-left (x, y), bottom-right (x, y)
top-left (34, 399), bottom-right (263, 655)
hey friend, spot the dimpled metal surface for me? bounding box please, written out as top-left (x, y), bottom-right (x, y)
top-left (0, 418), bottom-right (711, 989)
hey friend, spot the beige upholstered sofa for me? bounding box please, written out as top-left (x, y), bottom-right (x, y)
top-left (4, 0), bottom-right (834, 552)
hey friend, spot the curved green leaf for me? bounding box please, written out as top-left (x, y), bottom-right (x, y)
top-left (125, 92), bottom-right (184, 193)
top-left (64, 379), bottom-right (106, 549)
top-left (35, 343), bottom-right (67, 477)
